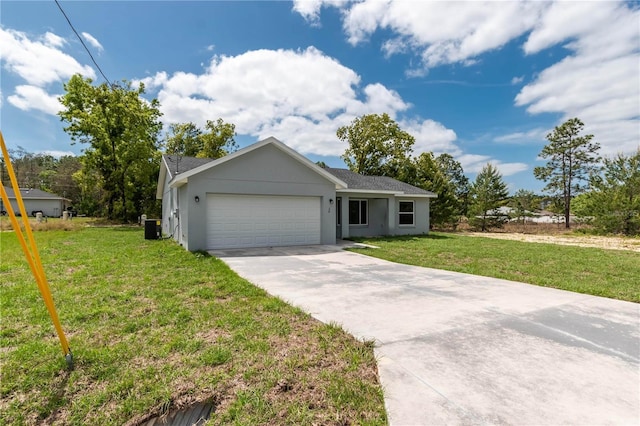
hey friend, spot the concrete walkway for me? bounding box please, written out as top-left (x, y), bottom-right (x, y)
top-left (211, 244), bottom-right (640, 425)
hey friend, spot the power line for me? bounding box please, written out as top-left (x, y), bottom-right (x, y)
top-left (54, 0), bottom-right (112, 87)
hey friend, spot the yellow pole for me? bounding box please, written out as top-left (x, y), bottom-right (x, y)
top-left (0, 131), bottom-right (72, 367)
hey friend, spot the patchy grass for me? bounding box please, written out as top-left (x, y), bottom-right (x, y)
top-left (0, 227), bottom-right (386, 425)
top-left (349, 233), bottom-right (640, 303)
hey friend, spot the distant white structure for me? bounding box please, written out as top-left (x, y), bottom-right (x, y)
top-left (1, 186), bottom-right (70, 217)
top-left (485, 206), bottom-right (577, 224)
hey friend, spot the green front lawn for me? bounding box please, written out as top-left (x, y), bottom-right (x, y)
top-left (349, 233), bottom-right (640, 303)
top-left (0, 226), bottom-right (386, 425)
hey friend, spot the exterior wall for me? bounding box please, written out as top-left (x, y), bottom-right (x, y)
top-left (160, 170), bottom-right (174, 237)
top-left (177, 186), bottom-right (188, 248)
top-left (338, 193), bottom-right (431, 238)
top-left (159, 168), bottom-right (188, 248)
top-left (391, 198), bottom-right (430, 236)
top-left (5, 199), bottom-right (64, 217)
top-left (183, 144), bottom-right (337, 251)
top-left (342, 195), bottom-right (390, 238)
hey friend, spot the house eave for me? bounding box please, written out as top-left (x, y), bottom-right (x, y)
top-left (337, 189), bottom-right (437, 198)
top-left (156, 157), bottom-right (169, 199)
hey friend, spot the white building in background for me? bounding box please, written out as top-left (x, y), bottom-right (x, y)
top-left (1, 186), bottom-right (70, 217)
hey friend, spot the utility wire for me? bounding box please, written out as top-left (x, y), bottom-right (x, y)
top-left (54, 0), bottom-right (112, 87)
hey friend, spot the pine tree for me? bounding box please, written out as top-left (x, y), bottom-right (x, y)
top-left (469, 163), bottom-right (509, 231)
top-left (534, 118), bottom-right (600, 228)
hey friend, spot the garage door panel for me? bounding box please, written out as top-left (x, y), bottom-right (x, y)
top-left (207, 194), bottom-right (321, 249)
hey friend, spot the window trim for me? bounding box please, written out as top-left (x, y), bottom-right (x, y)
top-left (348, 199), bottom-right (368, 226)
top-left (398, 200), bottom-right (415, 227)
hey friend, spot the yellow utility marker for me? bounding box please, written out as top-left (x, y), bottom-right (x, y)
top-left (0, 131), bottom-right (73, 368)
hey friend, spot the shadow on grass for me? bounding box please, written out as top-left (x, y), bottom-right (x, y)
top-left (113, 228), bottom-right (143, 233)
top-left (39, 368), bottom-right (71, 423)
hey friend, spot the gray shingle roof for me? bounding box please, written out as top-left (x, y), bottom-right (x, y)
top-left (3, 186), bottom-right (68, 200)
top-left (324, 168), bottom-right (435, 196)
top-left (163, 155), bottom-right (215, 178)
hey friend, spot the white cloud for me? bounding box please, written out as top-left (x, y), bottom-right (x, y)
top-left (43, 32), bottom-right (66, 48)
top-left (40, 150), bottom-right (75, 158)
top-left (81, 32), bottom-right (104, 52)
top-left (143, 47), bottom-right (418, 156)
top-left (7, 85), bottom-right (63, 115)
top-left (0, 28), bottom-right (95, 86)
top-left (516, 1), bottom-right (640, 156)
top-left (136, 71), bottom-right (169, 90)
top-left (458, 154), bottom-right (528, 177)
top-left (523, 1), bottom-right (615, 55)
top-left (296, 0), bottom-right (546, 67)
top-left (292, 0), bottom-right (325, 23)
top-left (494, 162), bottom-right (529, 177)
top-left (401, 119), bottom-right (457, 154)
top-left (292, 0), bottom-right (347, 25)
top-left (141, 46), bottom-right (518, 173)
top-left (494, 128), bottom-right (547, 144)
top-left (293, 0), bottom-right (640, 158)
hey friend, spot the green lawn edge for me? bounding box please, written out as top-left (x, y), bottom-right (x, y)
top-left (348, 233), bottom-right (639, 303)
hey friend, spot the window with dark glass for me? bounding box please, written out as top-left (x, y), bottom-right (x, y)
top-left (399, 200), bottom-right (414, 226)
top-left (348, 199), bottom-right (367, 225)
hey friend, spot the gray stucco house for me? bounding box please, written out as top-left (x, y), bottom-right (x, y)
top-left (1, 186), bottom-right (70, 217)
top-left (156, 137), bottom-right (436, 251)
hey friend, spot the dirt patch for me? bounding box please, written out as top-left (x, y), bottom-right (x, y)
top-left (463, 232), bottom-right (640, 252)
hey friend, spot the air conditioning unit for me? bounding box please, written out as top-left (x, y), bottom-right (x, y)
top-left (144, 219), bottom-right (161, 240)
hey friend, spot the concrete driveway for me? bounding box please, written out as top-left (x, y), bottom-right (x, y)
top-left (211, 244), bottom-right (640, 425)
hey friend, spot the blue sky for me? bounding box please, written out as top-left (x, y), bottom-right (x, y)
top-left (1, 1), bottom-right (639, 193)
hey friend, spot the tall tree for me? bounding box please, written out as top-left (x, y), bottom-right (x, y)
top-left (165, 122), bottom-right (202, 156)
top-left (411, 152), bottom-right (458, 228)
top-left (469, 163), bottom-right (509, 231)
top-left (165, 119), bottom-right (237, 159)
top-left (49, 155), bottom-right (82, 207)
top-left (199, 118), bottom-right (238, 158)
top-left (436, 153), bottom-right (470, 218)
top-left (587, 150), bottom-right (640, 235)
top-left (4, 146), bottom-right (34, 188)
top-left (534, 118), bottom-right (600, 228)
top-left (338, 113), bottom-right (414, 177)
top-left (72, 162), bottom-right (104, 217)
top-left (59, 75), bottom-right (163, 221)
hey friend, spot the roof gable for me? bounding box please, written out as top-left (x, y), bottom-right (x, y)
top-left (165, 137), bottom-right (347, 190)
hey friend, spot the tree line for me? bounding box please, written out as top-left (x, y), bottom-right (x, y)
top-left (4, 74), bottom-right (637, 235)
top-left (338, 114), bottom-right (638, 235)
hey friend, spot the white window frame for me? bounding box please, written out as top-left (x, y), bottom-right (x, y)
top-left (349, 199), bottom-right (368, 225)
top-left (398, 200), bottom-right (415, 226)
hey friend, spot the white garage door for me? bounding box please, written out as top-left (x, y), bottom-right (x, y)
top-left (207, 194), bottom-right (321, 249)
